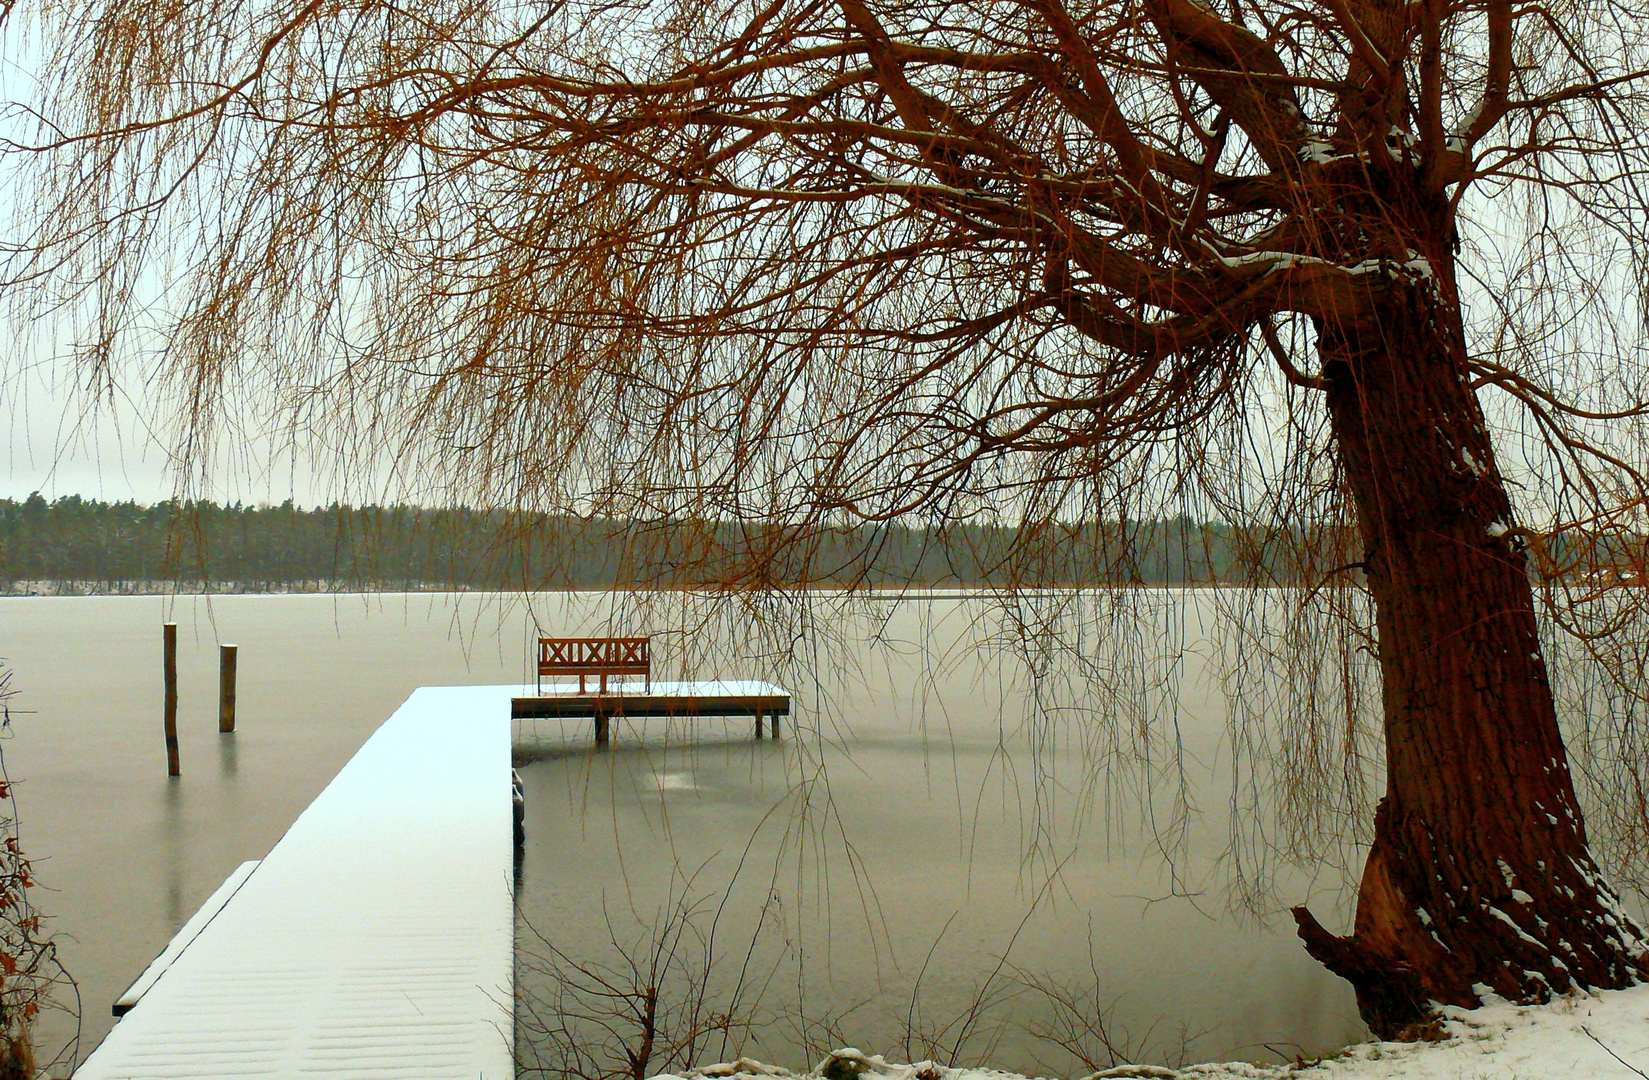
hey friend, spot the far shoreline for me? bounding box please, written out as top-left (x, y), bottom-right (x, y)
top-left (2, 580), bottom-right (1389, 597)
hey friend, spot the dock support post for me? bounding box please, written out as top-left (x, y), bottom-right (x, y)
top-left (163, 623), bottom-right (180, 776)
top-left (772, 712), bottom-right (780, 738)
top-left (594, 712), bottom-right (610, 747)
top-left (219, 644), bottom-right (238, 733)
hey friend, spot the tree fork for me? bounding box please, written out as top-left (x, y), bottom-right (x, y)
top-left (1291, 277), bottom-right (1649, 1036)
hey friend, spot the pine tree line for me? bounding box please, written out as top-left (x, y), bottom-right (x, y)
top-left (0, 493), bottom-right (1280, 591)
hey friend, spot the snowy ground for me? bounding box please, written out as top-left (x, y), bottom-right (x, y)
top-left (657, 984), bottom-right (1649, 1080)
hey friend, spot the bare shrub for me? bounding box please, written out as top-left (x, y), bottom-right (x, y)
top-left (0, 664), bottom-right (77, 1078)
top-left (517, 883), bottom-right (778, 1080)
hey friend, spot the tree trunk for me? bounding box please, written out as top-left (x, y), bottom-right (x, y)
top-left (1291, 274), bottom-right (1648, 1037)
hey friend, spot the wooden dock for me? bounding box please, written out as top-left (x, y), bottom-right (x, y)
top-left (512, 679), bottom-right (792, 743)
top-left (75, 679), bottom-right (789, 1077)
top-left (76, 686), bottom-right (517, 1080)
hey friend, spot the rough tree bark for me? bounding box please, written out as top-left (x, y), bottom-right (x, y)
top-left (1291, 261), bottom-right (1649, 1035)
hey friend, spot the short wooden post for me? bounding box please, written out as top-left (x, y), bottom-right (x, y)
top-left (163, 623), bottom-right (180, 776)
top-left (594, 712), bottom-right (610, 746)
top-left (219, 644), bottom-right (238, 733)
top-left (771, 712), bottom-right (780, 738)
top-left (754, 709), bottom-right (765, 739)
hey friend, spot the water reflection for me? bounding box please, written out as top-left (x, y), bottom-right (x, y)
top-left (218, 733), bottom-right (238, 778)
top-left (162, 780), bottom-right (185, 929)
top-left (512, 713), bottom-right (1367, 1074)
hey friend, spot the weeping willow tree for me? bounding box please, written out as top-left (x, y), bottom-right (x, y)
top-left (5, 0), bottom-right (1649, 1037)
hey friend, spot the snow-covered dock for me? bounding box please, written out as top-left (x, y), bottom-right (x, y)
top-left (512, 679), bottom-right (792, 743)
top-left (78, 678), bottom-right (792, 1077)
top-left (77, 685), bottom-right (519, 1080)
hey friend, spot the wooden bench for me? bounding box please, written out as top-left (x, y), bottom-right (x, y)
top-left (537, 637), bottom-right (650, 695)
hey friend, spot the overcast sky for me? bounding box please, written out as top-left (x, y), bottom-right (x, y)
top-left (1, 361), bottom-right (331, 506)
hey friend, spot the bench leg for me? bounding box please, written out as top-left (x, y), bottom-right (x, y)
top-left (594, 713), bottom-right (610, 747)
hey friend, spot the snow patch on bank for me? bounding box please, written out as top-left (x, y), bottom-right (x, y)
top-left (656, 984), bottom-right (1649, 1080)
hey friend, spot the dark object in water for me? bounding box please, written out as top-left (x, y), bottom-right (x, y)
top-left (513, 769), bottom-right (525, 846)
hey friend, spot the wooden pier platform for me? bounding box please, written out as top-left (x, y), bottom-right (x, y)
top-left (512, 679), bottom-right (792, 743)
top-left (76, 686), bottom-right (517, 1080)
top-left (75, 679), bottom-right (790, 1077)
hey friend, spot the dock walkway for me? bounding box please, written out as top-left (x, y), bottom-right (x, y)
top-left (76, 686), bottom-right (518, 1079)
top-left (76, 678), bottom-right (791, 1078)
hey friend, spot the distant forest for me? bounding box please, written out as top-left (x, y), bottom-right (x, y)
top-left (9, 493), bottom-right (1639, 594)
top-left (1, 492), bottom-right (1320, 592)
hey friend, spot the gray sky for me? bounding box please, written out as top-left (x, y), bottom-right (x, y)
top-left (1, 362), bottom-right (329, 505)
top-left (3, 363), bottom-right (169, 502)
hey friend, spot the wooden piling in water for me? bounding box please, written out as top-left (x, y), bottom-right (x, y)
top-left (219, 644), bottom-right (238, 733)
top-left (594, 712), bottom-right (610, 746)
top-left (163, 623), bottom-right (180, 776)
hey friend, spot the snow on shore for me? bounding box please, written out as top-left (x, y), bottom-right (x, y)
top-left (657, 984), bottom-right (1649, 1080)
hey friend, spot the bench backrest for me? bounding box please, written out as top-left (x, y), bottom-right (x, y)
top-left (538, 637), bottom-right (650, 694)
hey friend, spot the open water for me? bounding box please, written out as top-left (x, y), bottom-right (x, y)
top-left (0, 592), bottom-right (1367, 1076)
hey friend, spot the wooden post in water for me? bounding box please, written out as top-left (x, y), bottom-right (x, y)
top-left (594, 711), bottom-right (610, 747)
top-left (754, 708), bottom-right (765, 739)
top-left (163, 623), bottom-right (180, 776)
top-left (219, 644), bottom-right (238, 733)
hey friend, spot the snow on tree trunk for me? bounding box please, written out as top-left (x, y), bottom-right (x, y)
top-left (1292, 275), bottom-right (1649, 1036)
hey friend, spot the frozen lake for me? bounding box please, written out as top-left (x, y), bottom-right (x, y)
top-left (0, 592), bottom-right (1367, 1076)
